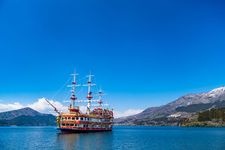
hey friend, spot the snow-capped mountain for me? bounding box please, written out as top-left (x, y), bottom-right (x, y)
top-left (115, 87), bottom-right (225, 125)
top-left (207, 86), bottom-right (225, 98)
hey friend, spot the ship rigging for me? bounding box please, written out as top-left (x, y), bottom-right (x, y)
top-left (46, 72), bottom-right (113, 132)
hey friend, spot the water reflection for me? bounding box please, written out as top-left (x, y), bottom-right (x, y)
top-left (56, 132), bottom-right (113, 150)
top-left (57, 133), bottom-right (80, 150)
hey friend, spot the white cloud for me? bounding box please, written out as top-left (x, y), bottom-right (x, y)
top-left (0, 98), bottom-right (143, 118)
top-left (114, 109), bottom-right (143, 118)
top-left (0, 98), bottom-right (89, 115)
top-left (0, 102), bottom-right (24, 112)
top-left (27, 98), bottom-right (68, 114)
top-left (0, 98), bottom-right (68, 115)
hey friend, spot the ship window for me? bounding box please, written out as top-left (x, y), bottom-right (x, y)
top-left (68, 117), bottom-right (71, 120)
top-left (80, 117), bottom-right (83, 120)
top-left (70, 124), bottom-right (73, 126)
top-left (72, 117), bottom-right (75, 120)
top-left (75, 124), bottom-right (77, 127)
top-left (62, 124), bottom-right (65, 126)
top-left (76, 117), bottom-right (79, 120)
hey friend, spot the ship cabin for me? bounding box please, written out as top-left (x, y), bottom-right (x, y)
top-left (58, 107), bottom-right (113, 130)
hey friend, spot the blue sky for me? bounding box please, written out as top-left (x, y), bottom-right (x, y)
top-left (0, 0), bottom-right (225, 115)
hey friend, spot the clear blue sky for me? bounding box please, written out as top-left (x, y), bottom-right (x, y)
top-left (0, 0), bottom-right (225, 111)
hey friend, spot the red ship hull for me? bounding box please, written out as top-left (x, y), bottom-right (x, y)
top-left (59, 127), bottom-right (112, 133)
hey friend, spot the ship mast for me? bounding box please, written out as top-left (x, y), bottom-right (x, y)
top-left (98, 89), bottom-right (103, 108)
top-left (85, 73), bottom-right (95, 114)
top-left (68, 73), bottom-right (79, 110)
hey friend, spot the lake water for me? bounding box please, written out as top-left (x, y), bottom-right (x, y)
top-left (0, 126), bottom-right (225, 150)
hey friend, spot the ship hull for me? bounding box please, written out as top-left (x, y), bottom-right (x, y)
top-left (59, 128), bottom-right (112, 133)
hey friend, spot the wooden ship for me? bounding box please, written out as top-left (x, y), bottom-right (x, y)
top-left (46, 73), bottom-right (113, 132)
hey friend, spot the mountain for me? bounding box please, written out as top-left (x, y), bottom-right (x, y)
top-left (0, 107), bottom-right (42, 120)
top-left (115, 87), bottom-right (225, 125)
top-left (0, 107), bottom-right (56, 126)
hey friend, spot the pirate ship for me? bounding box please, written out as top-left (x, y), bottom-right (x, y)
top-left (46, 73), bottom-right (113, 132)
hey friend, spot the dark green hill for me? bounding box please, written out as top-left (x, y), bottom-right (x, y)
top-left (181, 107), bottom-right (225, 127)
top-left (198, 108), bottom-right (225, 122)
top-left (0, 107), bottom-right (56, 126)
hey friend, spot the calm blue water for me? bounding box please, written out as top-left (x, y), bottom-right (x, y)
top-left (0, 126), bottom-right (225, 150)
